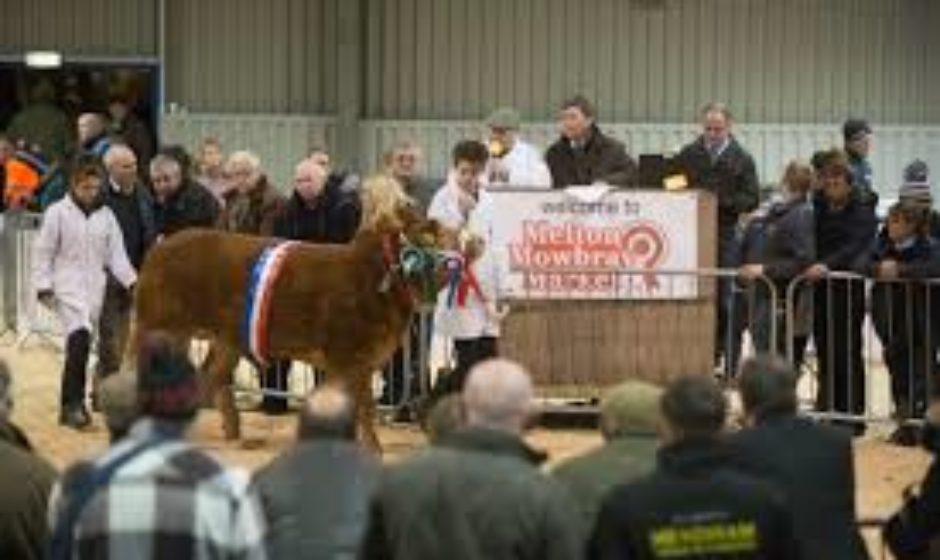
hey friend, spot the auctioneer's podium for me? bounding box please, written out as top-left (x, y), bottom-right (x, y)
top-left (488, 186), bottom-right (717, 396)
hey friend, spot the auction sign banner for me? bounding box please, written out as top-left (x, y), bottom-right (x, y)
top-left (487, 188), bottom-right (700, 299)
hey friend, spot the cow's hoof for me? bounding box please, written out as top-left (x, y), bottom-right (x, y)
top-left (240, 438), bottom-right (265, 450)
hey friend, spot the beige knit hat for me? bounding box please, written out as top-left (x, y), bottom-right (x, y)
top-left (600, 380), bottom-right (663, 437)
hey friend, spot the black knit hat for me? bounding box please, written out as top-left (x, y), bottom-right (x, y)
top-left (899, 159), bottom-right (932, 204)
top-left (842, 118), bottom-right (872, 142)
top-left (905, 160), bottom-right (930, 184)
top-left (136, 332), bottom-right (200, 421)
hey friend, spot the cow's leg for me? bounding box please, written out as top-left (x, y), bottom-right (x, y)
top-left (119, 318), bottom-right (140, 374)
top-left (347, 368), bottom-right (382, 453)
top-left (198, 342), bottom-right (224, 407)
top-left (204, 341), bottom-right (242, 440)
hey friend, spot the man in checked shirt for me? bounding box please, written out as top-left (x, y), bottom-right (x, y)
top-left (47, 332), bottom-right (267, 560)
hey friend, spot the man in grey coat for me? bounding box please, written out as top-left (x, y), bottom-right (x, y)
top-left (365, 359), bottom-right (582, 560)
top-left (253, 386), bottom-right (380, 559)
top-left (552, 381), bottom-right (661, 536)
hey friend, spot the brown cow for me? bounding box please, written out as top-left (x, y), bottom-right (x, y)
top-left (128, 176), bottom-right (451, 449)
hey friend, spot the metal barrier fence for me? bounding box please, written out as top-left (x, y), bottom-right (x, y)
top-left (786, 271), bottom-right (940, 429)
top-left (498, 267), bottom-right (780, 407)
top-left (0, 211), bottom-right (63, 348)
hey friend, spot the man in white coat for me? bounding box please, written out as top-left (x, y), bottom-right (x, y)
top-left (484, 107), bottom-right (551, 188)
top-left (428, 140), bottom-right (507, 396)
top-left (33, 155), bottom-right (137, 429)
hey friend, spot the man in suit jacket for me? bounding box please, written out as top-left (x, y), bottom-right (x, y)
top-left (729, 355), bottom-right (869, 560)
top-left (545, 95), bottom-right (637, 188)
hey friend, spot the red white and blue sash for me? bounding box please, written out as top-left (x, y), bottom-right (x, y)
top-left (241, 241), bottom-right (299, 365)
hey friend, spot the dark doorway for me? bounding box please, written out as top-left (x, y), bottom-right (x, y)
top-left (0, 62), bottom-right (160, 163)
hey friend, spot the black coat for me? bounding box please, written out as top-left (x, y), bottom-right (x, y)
top-left (153, 179), bottom-right (221, 237)
top-left (885, 444), bottom-right (940, 559)
top-left (675, 136), bottom-right (760, 244)
top-left (101, 181), bottom-right (158, 270)
top-left (814, 194), bottom-right (878, 272)
top-left (273, 177), bottom-right (361, 243)
top-left (590, 438), bottom-right (801, 560)
top-left (868, 230), bottom-right (940, 413)
top-left (928, 210), bottom-right (940, 242)
top-left (545, 125), bottom-right (637, 188)
top-left (729, 414), bottom-right (868, 560)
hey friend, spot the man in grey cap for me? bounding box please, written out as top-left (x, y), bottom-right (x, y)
top-left (551, 380), bottom-right (662, 535)
top-left (485, 107), bottom-right (551, 188)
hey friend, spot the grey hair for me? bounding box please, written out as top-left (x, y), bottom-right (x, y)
top-left (700, 101), bottom-right (733, 121)
top-left (102, 144), bottom-right (136, 169)
top-left (463, 359), bottom-right (534, 434)
top-left (224, 150), bottom-right (262, 174)
top-left (149, 153), bottom-right (182, 177)
top-left (298, 386), bottom-right (357, 441)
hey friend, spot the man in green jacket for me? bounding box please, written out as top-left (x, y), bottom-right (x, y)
top-left (0, 360), bottom-right (59, 560)
top-left (552, 381), bottom-right (662, 535)
top-left (365, 359), bottom-right (582, 560)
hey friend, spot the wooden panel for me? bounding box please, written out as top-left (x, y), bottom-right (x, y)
top-left (413, 0), bottom-right (433, 117)
top-left (928, 0), bottom-right (940, 122)
top-left (364, 0), bottom-right (383, 118)
top-left (496, 0), bottom-right (517, 108)
top-left (0, 0), bottom-right (156, 56)
top-left (627, 1), bottom-right (647, 121)
top-left (359, 0), bottom-right (939, 124)
top-left (514, 0), bottom-right (534, 117)
top-left (164, 0), bottom-right (339, 113)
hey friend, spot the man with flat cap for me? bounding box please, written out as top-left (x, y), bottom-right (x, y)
top-left (484, 107), bottom-right (551, 188)
top-left (552, 380), bottom-right (662, 535)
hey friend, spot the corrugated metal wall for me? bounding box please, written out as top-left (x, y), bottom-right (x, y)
top-left (0, 0), bottom-right (157, 56)
top-left (364, 0), bottom-right (940, 124)
top-left (359, 120), bottom-right (940, 198)
top-left (164, 0), bottom-right (342, 114)
top-left (160, 113), bottom-right (337, 191)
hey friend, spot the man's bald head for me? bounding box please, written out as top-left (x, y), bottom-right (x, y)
top-left (103, 144), bottom-right (135, 167)
top-left (297, 385), bottom-right (357, 441)
top-left (77, 113), bottom-right (107, 144)
top-left (103, 144), bottom-right (138, 190)
top-left (294, 158), bottom-right (329, 203)
top-left (463, 359), bottom-right (535, 434)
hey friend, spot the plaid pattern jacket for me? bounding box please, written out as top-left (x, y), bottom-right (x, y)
top-left (48, 419), bottom-right (267, 559)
